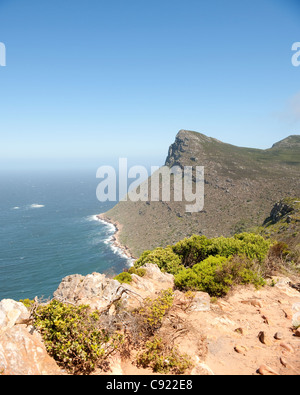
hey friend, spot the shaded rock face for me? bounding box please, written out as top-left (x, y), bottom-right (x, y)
top-left (266, 201), bottom-right (294, 225)
top-left (0, 300), bottom-right (61, 375)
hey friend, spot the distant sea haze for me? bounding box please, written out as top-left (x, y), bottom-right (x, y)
top-left (0, 170), bottom-right (131, 301)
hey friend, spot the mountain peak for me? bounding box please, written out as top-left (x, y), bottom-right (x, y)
top-left (176, 129), bottom-right (220, 143)
top-left (165, 130), bottom-right (221, 167)
top-left (271, 135), bottom-right (300, 149)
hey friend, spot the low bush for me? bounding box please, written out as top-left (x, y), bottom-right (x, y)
top-left (128, 266), bottom-right (146, 277)
top-left (174, 255), bottom-right (266, 297)
top-left (173, 233), bottom-right (271, 268)
top-left (134, 289), bottom-right (174, 335)
top-left (114, 271), bottom-right (133, 284)
top-left (136, 336), bottom-right (193, 374)
top-left (135, 246), bottom-right (184, 275)
top-left (33, 300), bottom-right (123, 375)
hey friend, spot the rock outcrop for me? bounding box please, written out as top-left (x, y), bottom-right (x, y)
top-left (53, 263), bottom-right (209, 313)
top-left (0, 300), bottom-right (62, 375)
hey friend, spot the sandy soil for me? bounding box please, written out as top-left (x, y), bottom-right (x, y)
top-left (106, 280), bottom-right (300, 376)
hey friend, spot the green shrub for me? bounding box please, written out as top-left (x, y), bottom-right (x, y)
top-left (33, 300), bottom-right (123, 375)
top-left (174, 255), bottom-right (265, 297)
top-left (136, 336), bottom-right (193, 374)
top-left (174, 256), bottom-right (232, 297)
top-left (135, 246), bottom-right (184, 275)
top-left (233, 233), bottom-right (271, 262)
top-left (114, 271), bottom-right (132, 284)
top-left (135, 289), bottom-right (174, 335)
top-left (172, 235), bottom-right (212, 268)
top-left (128, 266), bottom-right (146, 277)
top-left (134, 232), bottom-right (271, 298)
top-left (173, 233), bottom-right (271, 268)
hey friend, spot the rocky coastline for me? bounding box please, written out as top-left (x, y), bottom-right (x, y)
top-left (96, 213), bottom-right (137, 262)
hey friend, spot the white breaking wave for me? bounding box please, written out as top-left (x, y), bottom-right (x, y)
top-left (90, 214), bottom-right (134, 266)
top-left (29, 204), bottom-right (45, 208)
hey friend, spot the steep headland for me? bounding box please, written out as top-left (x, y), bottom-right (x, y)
top-left (102, 130), bottom-right (300, 257)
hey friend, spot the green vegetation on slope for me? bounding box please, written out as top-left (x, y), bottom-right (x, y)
top-left (134, 232), bottom-right (271, 297)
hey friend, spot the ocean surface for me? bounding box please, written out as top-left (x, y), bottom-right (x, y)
top-left (0, 169), bottom-right (132, 301)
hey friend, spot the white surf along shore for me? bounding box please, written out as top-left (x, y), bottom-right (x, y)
top-left (92, 214), bottom-right (136, 267)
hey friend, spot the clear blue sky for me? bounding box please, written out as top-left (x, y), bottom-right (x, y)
top-left (0, 0), bottom-right (299, 170)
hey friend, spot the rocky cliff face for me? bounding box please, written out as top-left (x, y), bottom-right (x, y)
top-left (260, 198), bottom-right (300, 261)
top-left (103, 130), bottom-right (300, 257)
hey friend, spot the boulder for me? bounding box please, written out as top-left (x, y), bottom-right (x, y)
top-left (0, 299), bottom-right (62, 375)
top-left (53, 264), bottom-right (175, 312)
top-left (258, 331), bottom-right (273, 346)
top-left (257, 364), bottom-right (279, 376)
top-left (0, 299), bottom-right (30, 335)
top-left (53, 272), bottom-right (122, 310)
top-left (189, 292), bottom-right (210, 312)
top-left (141, 263), bottom-right (174, 287)
top-left (0, 326), bottom-right (62, 375)
top-left (173, 290), bottom-right (210, 312)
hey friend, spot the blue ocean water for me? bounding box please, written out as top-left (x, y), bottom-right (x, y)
top-left (0, 169), bottom-right (131, 301)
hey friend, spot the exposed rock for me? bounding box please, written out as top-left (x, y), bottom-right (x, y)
top-left (292, 303), bottom-right (300, 328)
top-left (280, 342), bottom-right (294, 353)
top-left (280, 357), bottom-right (288, 367)
top-left (172, 290), bottom-right (210, 312)
top-left (282, 308), bottom-right (293, 320)
top-left (266, 201), bottom-right (293, 225)
top-left (188, 292), bottom-right (210, 312)
top-left (258, 331), bottom-right (273, 346)
top-left (274, 332), bottom-right (284, 340)
top-left (53, 272), bottom-right (122, 310)
top-left (257, 364), bottom-right (280, 376)
top-left (234, 327), bottom-right (248, 336)
top-left (53, 264), bottom-right (175, 312)
top-left (1, 271), bottom-right (299, 376)
top-left (261, 313), bottom-right (271, 325)
top-left (0, 299), bottom-right (29, 335)
top-left (274, 277), bottom-right (300, 298)
top-left (0, 300), bottom-right (61, 375)
top-left (0, 326), bottom-right (62, 375)
top-left (141, 263), bottom-right (174, 288)
top-left (234, 345), bottom-right (248, 355)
